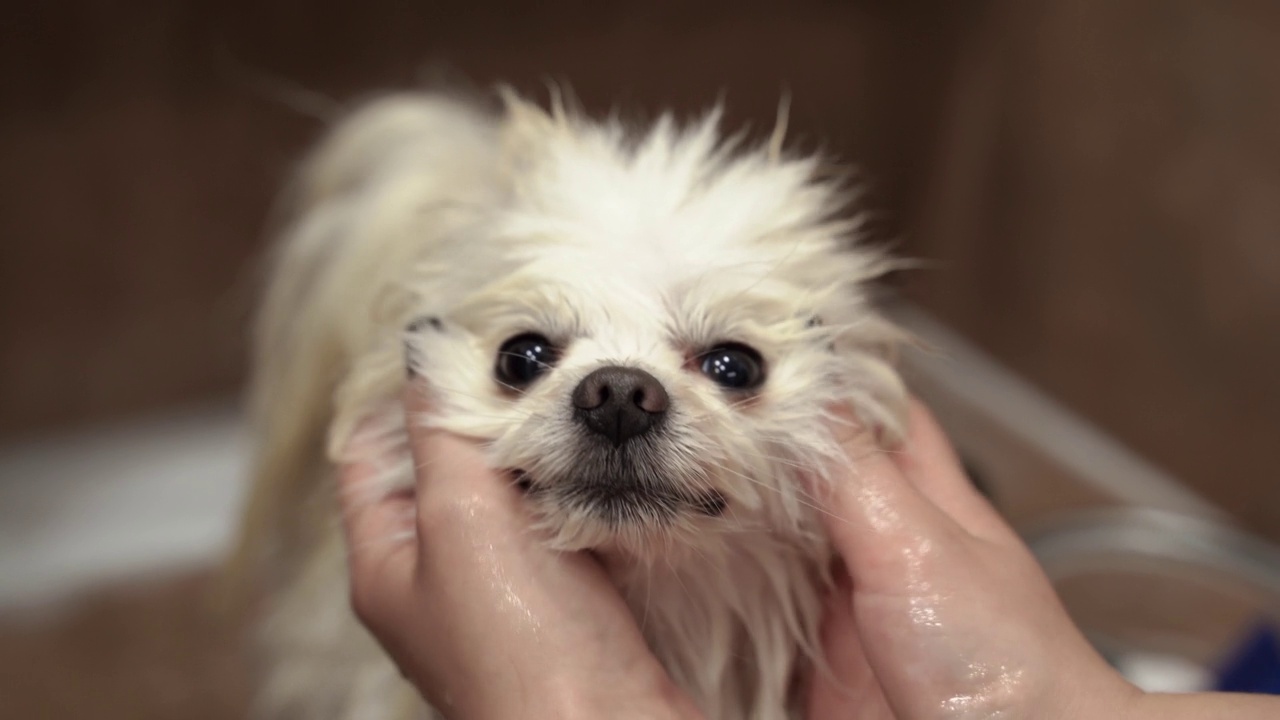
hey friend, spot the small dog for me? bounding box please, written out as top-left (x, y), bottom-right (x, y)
top-left (234, 87), bottom-right (908, 720)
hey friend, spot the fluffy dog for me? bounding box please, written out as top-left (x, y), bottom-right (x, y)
top-left (234, 87), bottom-right (908, 720)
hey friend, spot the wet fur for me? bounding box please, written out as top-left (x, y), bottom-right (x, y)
top-left (234, 87), bottom-right (907, 720)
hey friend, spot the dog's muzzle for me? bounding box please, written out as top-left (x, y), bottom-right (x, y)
top-left (571, 366), bottom-right (668, 446)
top-left (544, 365), bottom-right (726, 521)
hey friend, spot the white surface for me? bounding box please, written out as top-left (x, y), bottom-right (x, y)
top-left (0, 404), bottom-right (249, 608)
top-left (1115, 651), bottom-right (1215, 694)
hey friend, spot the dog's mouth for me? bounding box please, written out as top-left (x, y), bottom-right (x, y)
top-left (512, 469), bottom-right (727, 523)
top-left (504, 421), bottom-right (731, 531)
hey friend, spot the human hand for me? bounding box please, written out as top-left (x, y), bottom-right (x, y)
top-left (338, 386), bottom-right (703, 720)
top-left (341, 385), bottom-right (1277, 720)
top-left (807, 399), bottom-right (1138, 720)
top-left (808, 400), bottom-right (1280, 720)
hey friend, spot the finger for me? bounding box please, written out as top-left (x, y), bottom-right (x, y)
top-left (338, 460), bottom-right (416, 549)
top-left (806, 573), bottom-right (895, 720)
top-left (820, 413), bottom-right (967, 584)
top-left (336, 424), bottom-right (418, 625)
top-left (336, 421), bottom-right (418, 556)
top-left (819, 407), bottom-right (988, 597)
top-left (401, 381), bottom-right (525, 529)
top-left (890, 399), bottom-right (1020, 543)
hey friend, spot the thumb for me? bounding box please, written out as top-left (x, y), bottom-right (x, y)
top-left (806, 569), bottom-right (896, 720)
top-left (816, 418), bottom-right (968, 595)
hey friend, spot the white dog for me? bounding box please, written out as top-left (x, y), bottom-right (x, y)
top-left (233, 87), bottom-right (908, 720)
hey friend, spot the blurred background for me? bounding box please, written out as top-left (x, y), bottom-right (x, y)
top-left (1, 1), bottom-right (1277, 717)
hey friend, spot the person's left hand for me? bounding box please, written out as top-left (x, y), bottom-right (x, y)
top-left (339, 386), bottom-right (704, 720)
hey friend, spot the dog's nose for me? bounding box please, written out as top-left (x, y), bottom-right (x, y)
top-left (571, 366), bottom-right (669, 446)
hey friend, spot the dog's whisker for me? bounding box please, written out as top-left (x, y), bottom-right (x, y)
top-left (698, 458), bottom-right (851, 526)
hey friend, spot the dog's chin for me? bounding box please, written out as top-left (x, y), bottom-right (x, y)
top-left (506, 430), bottom-right (730, 550)
top-left (515, 465), bottom-right (728, 551)
top-left (519, 484), bottom-right (727, 557)
top-left (528, 480), bottom-right (727, 527)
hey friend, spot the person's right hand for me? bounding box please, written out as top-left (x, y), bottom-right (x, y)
top-left (807, 399), bottom-right (1280, 720)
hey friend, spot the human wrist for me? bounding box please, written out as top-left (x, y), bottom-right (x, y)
top-left (1121, 690), bottom-right (1280, 720)
top-left (1031, 658), bottom-right (1144, 720)
top-left (455, 664), bottom-right (702, 720)
top-left (1054, 671), bottom-right (1146, 717)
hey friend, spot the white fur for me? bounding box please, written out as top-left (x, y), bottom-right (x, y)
top-left (236, 88), bottom-right (907, 720)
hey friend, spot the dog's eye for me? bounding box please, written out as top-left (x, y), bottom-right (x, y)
top-left (699, 344), bottom-right (765, 390)
top-left (496, 333), bottom-right (559, 388)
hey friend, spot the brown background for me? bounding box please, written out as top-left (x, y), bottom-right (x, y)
top-left (2, 3), bottom-right (1279, 717)
top-left (911, 0), bottom-right (1280, 540)
top-left (4, 0), bottom-right (1275, 536)
top-left (0, 0), bottom-right (962, 439)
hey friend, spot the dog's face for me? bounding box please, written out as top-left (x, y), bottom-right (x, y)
top-left (402, 102), bottom-right (904, 556)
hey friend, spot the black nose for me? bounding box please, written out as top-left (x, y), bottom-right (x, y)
top-left (571, 366), bottom-right (669, 446)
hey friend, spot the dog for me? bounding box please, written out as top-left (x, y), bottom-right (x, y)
top-left (232, 86), bottom-right (908, 720)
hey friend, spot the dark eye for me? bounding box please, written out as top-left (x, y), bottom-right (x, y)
top-left (699, 343), bottom-right (765, 390)
top-left (496, 333), bottom-right (559, 388)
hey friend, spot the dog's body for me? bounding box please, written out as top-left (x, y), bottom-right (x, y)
top-left (237, 89), bottom-right (907, 720)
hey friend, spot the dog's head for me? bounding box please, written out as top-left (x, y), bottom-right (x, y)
top-left (396, 95), bottom-right (906, 556)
